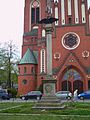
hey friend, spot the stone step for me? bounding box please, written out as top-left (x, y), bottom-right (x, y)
top-left (32, 105), bottom-right (65, 110)
top-left (41, 96), bottom-right (58, 100)
top-left (39, 99), bottom-right (60, 103)
top-left (40, 95), bottom-right (60, 103)
top-left (35, 102), bottom-right (62, 107)
top-left (32, 95), bottom-right (65, 110)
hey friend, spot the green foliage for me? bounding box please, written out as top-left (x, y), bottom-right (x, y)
top-left (7, 88), bottom-right (17, 98)
top-left (0, 41), bottom-right (20, 88)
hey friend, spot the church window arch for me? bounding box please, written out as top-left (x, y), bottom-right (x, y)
top-left (42, 29), bottom-right (45, 37)
top-left (40, 49), bottom-right (46, 73)
top-left (68, 0), bottom-right (72, 15)
top-left (63, 69), bottom-right (81, 80)
top-left (31, 0), bottom-right (40, 24)
top-left (88, 80), bottom-right (90, 90)
top-left (24, 67), bottom-right (27, 74)
top-left (81, 4), bottom-right (86, 23)
top-left (31, 67), bottom-right (35, 74)
top-left (68, 17), bottom-right (72, 24)
top-left (55, 7), bottom-right (59, 25)
top-left (18, 67), bottom-right (20, 74)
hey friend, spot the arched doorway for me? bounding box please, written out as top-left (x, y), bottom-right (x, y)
top-left (62, 81), bottom-right (72, 92)
top-left (61, 68), bottom-right (83, 93)
top-left (88, 80), bottom-right (90, 90)
top-left (73, 80), bottom-right (83, 94)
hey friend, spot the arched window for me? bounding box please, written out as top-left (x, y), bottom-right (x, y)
top-left (68, 0), bottom-right (72, 15)
top-left (31, 67), bottom-right (35, 74)
top-left (18, 67), bottom-right (20, 74)
top-left (42, 29), bottom-right (45, 37)
top-left (31, 0), bottom-right (40, 24)
top-left (81, 4), bottom-right (86, 23)
top-left (88, 80), bottom-right (90, 90)
top-left (68, 17), bottom-right (72, 24)
top-left (40, 49), bottom-right (46, 73)
top-left (24, 67), bottom-right (27, 74)
top-left (55, 7), bottom-right (58, 25)
top-left (63, 69), bottom-right (81, 80)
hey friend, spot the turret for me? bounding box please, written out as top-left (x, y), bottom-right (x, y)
top-left (18, 48), bottom-right (38, 94)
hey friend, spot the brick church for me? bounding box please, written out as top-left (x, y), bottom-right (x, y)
top-left (18, 0), bottom-right (90, 95)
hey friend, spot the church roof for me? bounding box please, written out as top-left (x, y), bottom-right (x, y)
top-left (19, 48), bottom-right (38, 65)
top-left (23, 29), bottom-right (38, 36)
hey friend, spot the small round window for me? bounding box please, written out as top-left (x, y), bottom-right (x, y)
top-left (62, 32), bottom-right (80, 50)
top-left (22, 79), bottom-right (27, 85)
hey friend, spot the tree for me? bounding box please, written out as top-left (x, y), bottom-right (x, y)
top-left (0, 41), bottom-right (20, 89)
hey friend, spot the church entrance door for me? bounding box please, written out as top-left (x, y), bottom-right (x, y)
top-left (61, 68), bottom-right (83, 94)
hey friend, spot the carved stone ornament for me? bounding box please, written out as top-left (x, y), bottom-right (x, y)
top-left (45, 84), bottom-right (53, 93)
top-left (53, 75), bottom-right (57, 79)
top-left (82, 50), bottom-right (89, 58)
top-left (54, 52), bottom-right (60, 60)
top-left (62, 32), bottom-right (80, 50)
top-left (32, 0), bottom-right (39, 7)
top-left (86, 75), bottom-right (90, 78)
top-left (23, 39), bottom-right (28, 43)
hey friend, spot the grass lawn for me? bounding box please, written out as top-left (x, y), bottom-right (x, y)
top-left (0, 115), bottom-right (90, 120)
top-left (0, 102), bottom-right (90, 120)
top-left (0, 102), bottom-right (23, 110)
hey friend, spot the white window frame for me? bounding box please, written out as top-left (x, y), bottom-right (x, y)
top-left (40, 49), bottom-right (46, 73)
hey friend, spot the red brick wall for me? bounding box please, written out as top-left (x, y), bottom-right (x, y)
top-left (18, 0), bottom-right (90, 95)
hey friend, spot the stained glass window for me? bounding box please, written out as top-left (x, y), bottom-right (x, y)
top-left (63, 69), bottom-right (81, 80)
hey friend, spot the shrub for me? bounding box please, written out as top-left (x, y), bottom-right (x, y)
top-left (7, 88), bottom-right (17, 98)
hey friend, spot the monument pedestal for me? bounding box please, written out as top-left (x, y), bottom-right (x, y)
top-left (42, 76), bottom-right (57, 96)
top-left (32, 76), bottom-right (65, 110)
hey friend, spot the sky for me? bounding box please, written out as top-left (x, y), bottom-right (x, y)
top-left (0, 0), bottom-right (25, 57)
top-left (0, 0), bottom-right (90, 58)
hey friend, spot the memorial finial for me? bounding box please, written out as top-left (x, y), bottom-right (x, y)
top-left (46, 0), bottom-right (52, 17)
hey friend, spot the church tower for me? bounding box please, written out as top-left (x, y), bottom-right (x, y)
top-left (18, 0), bottom-right (90, 95)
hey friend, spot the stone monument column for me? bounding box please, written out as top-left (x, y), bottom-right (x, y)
top-left (45, 24), bottom-right (53, 75)
top-left (38, 14), bottom-right (58, 96)
top-left (43, 23), bottom-right (56, 96)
